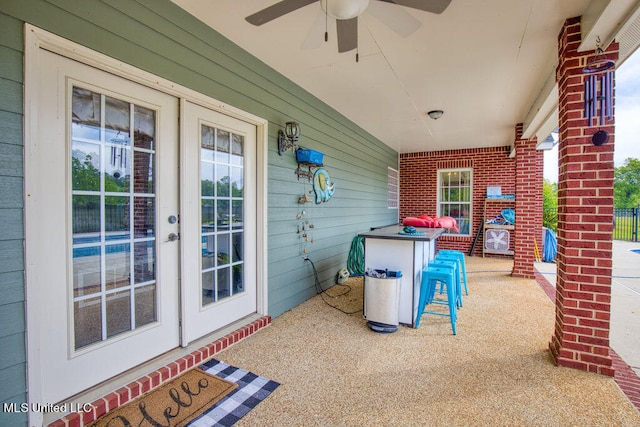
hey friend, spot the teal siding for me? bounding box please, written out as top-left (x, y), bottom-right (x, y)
top-left (0, 0), bottom-right (397, 419)
top-left (0, 9), bottom-right (26, 426)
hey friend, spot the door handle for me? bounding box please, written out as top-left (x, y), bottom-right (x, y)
top-left (167, 233), bottom-right (180, 242)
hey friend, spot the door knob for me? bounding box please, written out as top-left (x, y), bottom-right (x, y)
top-left (167, 233), bottom-right (180, 242)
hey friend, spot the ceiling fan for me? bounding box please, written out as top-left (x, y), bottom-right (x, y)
top-left (246, 0), bottom-right (451, 57)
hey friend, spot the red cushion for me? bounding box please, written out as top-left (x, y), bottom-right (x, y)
top-left (402, 217), bottom-right (436, 228)
top-left (403, 216), bottom-right (459, 232)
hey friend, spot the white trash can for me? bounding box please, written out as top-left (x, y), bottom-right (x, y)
top-left (364, 270), bottom-right (402, 333)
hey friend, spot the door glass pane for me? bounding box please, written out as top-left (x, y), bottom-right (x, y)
top-left (233, 264), bottom-right (244, 294)
top-left (232, 231), bottom-right (244, 263)
top-left (201, 163), bottom-right (214, 197)
top-left (231, 134), bottom-right (243, 166)
top-left (200, 124), bottom-right (245, 306)
top-left (73, 246), bottom-right (101, 297)
top-left (232, 200), bottom-right (243, 229)
top-left (216, 129), bottom-right (230, 163)
top-left (105, 146), bottom-right (130, 192)
top-left (133, 152), bottom-right (154, 194)
top-left (133, 197), bottom-right (155, 238)
top-left (105, 242), bottom-right (130, 290)
top-left (72, 141), bottom-right (100, 191)
top-left (105, 196), bottom-right (129, 233)
top-left (135, 284), bottom-right (157, 327)
top-left (202, 270), bottom-right (215, 305)
top-left (231, 167), bottom-right (243, 197)
top-left (217, 199), bottom-right (230, 229)
top-left (217, 165), bottom-right (230, 197)
top-left (217, 267), bottom-right (231, 299)
top-left (71, 86), bottom-right (158, 350)
top-left (134, 241), bottom-right (155, 284)
top-left (106, 290), bottom-right (132, 338)
top-left (134, 105), bottom-right (155, 150)
top-left (217, 233), bottom-right (230, 267)
top-left (104, 96), bottom-right (130, 146)
top-left (74, 297), bottom-right (102, 349)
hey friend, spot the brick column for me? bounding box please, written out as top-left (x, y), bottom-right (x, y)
top-left (512, 124), bottom-right (542, 278)
top-left (549, 17), bottom-right (618, 376)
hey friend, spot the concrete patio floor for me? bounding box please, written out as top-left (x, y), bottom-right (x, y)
top-left (535, 240), bottom-right (640, 377)
top-left (216, 256), bottom-right (640, 426)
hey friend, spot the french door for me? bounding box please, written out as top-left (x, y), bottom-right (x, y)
top-left (180, 101), bottom-right (257, 345)
top-left (27, 49), bottom-right (258, 404)
top-left (28, 50), bottom-right (181, 403)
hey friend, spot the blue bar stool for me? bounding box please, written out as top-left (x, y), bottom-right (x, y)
top-left (417, 265), bottom-right (457, 334)
top-left (437, 250), bottom-right (469, 295)
top-left (429, 258), bottom-right (462, 308)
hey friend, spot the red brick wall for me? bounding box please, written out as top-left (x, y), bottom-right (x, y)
top-left (549, 17), bottom-right (617, 376)
top-left (400, 146), bottom-right (516, 255)
top-left (512, 124), bottom-right (543, 278)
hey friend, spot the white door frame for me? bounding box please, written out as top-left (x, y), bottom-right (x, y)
top-left (24, 24), bottom-right (268, 423)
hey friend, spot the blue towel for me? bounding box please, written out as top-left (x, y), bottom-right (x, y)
top-left (543, 229), bottom-right (557, 262)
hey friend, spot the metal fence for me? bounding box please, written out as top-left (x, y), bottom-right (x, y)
top-left (614, 207), bottom-right (639, 241)
top-left (544, 206), bottom-right (639, 242)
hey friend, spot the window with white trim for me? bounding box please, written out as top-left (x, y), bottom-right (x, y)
top-left (437, 168), bottom-right (472, 235)
top-left (387, 167), bottom-right (399, 209)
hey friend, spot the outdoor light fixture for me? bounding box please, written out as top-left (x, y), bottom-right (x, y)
top-left (278, 121), bottom-right (300, 155)
top-left (427, 110), bottom-right (444, 120)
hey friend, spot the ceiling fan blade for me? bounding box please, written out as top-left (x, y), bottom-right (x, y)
top-left (245, 0), bottom-right (317, 26)
top-left (366, 1), bottom-right (421, 38)
top-left (375, 0), bottom-right (452, 15)
top-left (336, 18), bottom-right (358, 53)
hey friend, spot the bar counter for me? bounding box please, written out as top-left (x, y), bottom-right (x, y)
top-left (359, 225), bottom-right (445, 327)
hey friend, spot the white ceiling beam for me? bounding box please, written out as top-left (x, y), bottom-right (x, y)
top-left (521, 68), bottom-right (558, 142)
top-left (580, 0), bottom-right (640, 52)
top-left (522, 0), bottom-right (640, 146)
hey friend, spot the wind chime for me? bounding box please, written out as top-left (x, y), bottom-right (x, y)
top-left (582, 37), bottom-right (615, 146)
top-left (297, 187), bottom-right (315, 255)
top-left (110, 131), bottom-right (128, 178)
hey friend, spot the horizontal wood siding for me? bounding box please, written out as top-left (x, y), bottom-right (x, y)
top-left (0, 0), bottom-right (397, 417)
top-left (0, 9), bottom-right (26, 427)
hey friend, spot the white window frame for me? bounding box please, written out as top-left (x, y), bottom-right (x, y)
top-left (387, 167), bottom-right (399, 209)
top-left (436, 168), bottom-right (473, 236)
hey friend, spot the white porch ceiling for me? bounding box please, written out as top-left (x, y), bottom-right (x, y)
top-left (172, 0), bottom-right (640, 154)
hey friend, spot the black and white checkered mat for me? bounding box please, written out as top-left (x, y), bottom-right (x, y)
top-left (189, 359), bottom-right (280, 426)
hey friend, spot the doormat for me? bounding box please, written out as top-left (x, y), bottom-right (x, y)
top-left (188, 359), bottom-right (280, 426)
top-left (89, 369), bottom-right (237, 427)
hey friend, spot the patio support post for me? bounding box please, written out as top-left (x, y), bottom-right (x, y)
top-left (549, 17), bottom-right (618, 376)
top-left (512, 123), bottom-right (542, 278)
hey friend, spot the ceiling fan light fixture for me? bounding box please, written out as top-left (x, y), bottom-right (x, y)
top-left (321, 0), bottom-right (369, 20)
top-left (427, 110), bottom-right (444, 120)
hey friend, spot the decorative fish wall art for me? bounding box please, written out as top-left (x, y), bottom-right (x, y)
top-left (313, 168), bottom-right (335, 204)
